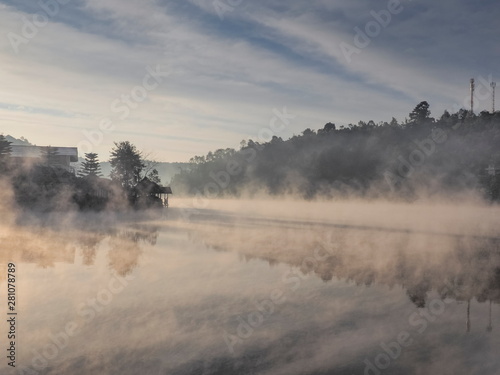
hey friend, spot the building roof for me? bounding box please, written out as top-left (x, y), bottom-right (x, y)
top-left (11, 145), bottom-right (78, 162)
top-left (134, 177), bottom-right (172, 195)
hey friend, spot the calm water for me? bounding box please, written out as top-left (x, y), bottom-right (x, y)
top-left (1, 200), bottom-right (500, 375)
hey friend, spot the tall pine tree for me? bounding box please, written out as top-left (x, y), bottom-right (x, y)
top-left (79, 152), bottom-right (103, 178)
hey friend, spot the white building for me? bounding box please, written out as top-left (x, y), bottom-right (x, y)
top-left (10, 145), bottom-right (78, 173)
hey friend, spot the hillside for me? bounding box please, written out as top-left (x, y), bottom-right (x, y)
top-left (171, 102), bottom-right (500, 201)
top-left (5, 135), bottom-right (33, 146)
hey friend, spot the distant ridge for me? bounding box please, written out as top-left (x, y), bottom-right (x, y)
top-left (5, 135), bottom-right (33, 146)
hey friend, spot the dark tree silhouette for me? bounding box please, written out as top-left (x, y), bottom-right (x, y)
top-left (147, 168), bottom-right (161, 184)
top-left (171, 101), bottom-right (500, 201)
top-left (110, 141), bottom-right (144, 189)
top-left (319, 122), bottom-right (336, 134)
top-left (409, 101), bottom-right (432, 124)
top-left (79, 152), bottom-right (103, 178)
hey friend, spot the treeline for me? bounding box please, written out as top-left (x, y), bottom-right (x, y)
top-left (0, 140), bottom-right (165, 212)
top-left (171, 102), bottom-right (500, 201)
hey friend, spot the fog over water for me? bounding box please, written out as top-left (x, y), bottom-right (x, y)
top-left (1, 197), bottom-right (499, 375)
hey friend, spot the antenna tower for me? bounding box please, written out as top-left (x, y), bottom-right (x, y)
top-left (491, 82), bottom-right (496, 113)
top-left (470, 78), bottom-right (475, 114)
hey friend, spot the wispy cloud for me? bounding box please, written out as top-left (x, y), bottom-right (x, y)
top-left (1, 0), bottom-right (498, 160)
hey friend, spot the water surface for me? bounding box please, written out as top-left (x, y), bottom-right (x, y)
top-left (1, 200), bottom-right (499, 375)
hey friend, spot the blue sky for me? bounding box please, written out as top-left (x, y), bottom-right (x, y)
top-left (1, 0), bottom-right (499, 161)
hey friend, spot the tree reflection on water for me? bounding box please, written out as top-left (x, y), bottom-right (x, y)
top-left (0, 216), bottom-right (160, 278)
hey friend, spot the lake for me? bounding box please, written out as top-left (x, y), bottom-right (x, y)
top-left (1, 199), bottom-right (500, 375)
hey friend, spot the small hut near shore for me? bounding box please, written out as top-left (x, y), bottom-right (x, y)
top-left (132, 177), bottom-right (172, 208)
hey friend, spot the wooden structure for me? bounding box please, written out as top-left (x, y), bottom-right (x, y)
top-left (132, 177), bottom-right (172, 208)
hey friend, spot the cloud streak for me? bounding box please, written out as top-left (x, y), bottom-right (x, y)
top-left (1, 0), bottom-right (498, 161)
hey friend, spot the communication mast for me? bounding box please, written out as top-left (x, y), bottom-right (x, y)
top-left (470, 78), bottom-right (475, 114)
top-left (491, 82), bottom-right (496, 113)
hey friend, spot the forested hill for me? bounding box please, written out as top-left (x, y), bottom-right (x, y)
top-left (171, 102), bottom-right (500, 201)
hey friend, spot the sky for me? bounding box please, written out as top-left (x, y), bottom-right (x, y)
top-left (1, 0), bottom-right (499, 162)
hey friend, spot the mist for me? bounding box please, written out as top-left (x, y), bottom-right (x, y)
top-left (170, 106), bottom-right (500, 205)
top-left (1, 108), bottom-right (499, 375)
top-left (3, 0), bottom-right (500, 373)
top-left (2, 192), bottom-right (499, 375)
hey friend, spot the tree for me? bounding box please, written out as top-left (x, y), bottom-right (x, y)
top-left (302, 128), bottom-right (315, 136)
top-left (440, 110), bottom-right (451, 121)
top-left (147, 168), bottom-right (161, 184)
top-left (457, 108), bottom-right (469, 121)
top-left (409, 101), bottom-right (431, 124)
top-left (141, 155), bottom-right (164, 184)
top-left (0, 135), bottom-right (12, 173)
top-left (109, 141), bottom-right (144, 189)
top-left (189, 155), bottom-right (206, 164)
top-left (41, 146), bottom-right (59, 166)
top-left (78, 153), bottom-right (103, 178)
top-left (318, 122), bottom-right (336, 135)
